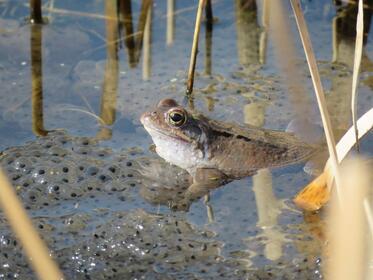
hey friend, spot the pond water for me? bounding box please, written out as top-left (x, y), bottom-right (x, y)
top-left (0, 0), bottom-right (372, 279)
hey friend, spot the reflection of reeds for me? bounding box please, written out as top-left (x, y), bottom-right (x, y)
top-left (0, 169), bottom-right (63, 280)
top-left (252, 169), bottom-right (283, 261)
top-left (30, 0), bottom-right (42, 24)
top-left (31, 22), bottom-right (48, 136)
top-left (97, 0), bottom-right (120, 140)
top-left (135, 0), bottom-right (152, 63)
top-left (166, 0), bottom-right (175, 46)
top-left (142, 2), bottom-right (152, 80)
top-left (100, 1), bottom-right (119, 126)
top-left (204, 0), bottom-right (213, 75)
top-left (235, 0), bottom-right (260, 66)
top-left (119, 0), bottom-right (136, 67)
top-left (259, 0), bottom-right (269, 64)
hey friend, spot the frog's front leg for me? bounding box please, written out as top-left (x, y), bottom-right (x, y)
top-left (172, 168), bottom-right (229, 211)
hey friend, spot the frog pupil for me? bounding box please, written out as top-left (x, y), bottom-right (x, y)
top-left (171, 113), bottom-right (183, 123)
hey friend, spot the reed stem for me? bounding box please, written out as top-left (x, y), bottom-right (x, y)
top-left (351, 0), bottom-right (364, 152)
top-left (0, 169), bottom-right (63, 280)
top-left (290, 0), bottom-right (342, 199)
top-left (186, 0), bottom-right (205, 95)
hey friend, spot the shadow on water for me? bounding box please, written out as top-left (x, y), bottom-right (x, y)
top-left (0, 0), bottom-right (372, 278)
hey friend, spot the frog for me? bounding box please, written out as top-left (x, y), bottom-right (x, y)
top-left (140, 98), bottom-right (316, 208)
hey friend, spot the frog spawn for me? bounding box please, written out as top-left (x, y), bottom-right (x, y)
top-left (0, 131), bottom-right (234, 279)
top-left (0, 131), bottom-right (322, 279)
top-left (1, 131), bottom-right (141, 211)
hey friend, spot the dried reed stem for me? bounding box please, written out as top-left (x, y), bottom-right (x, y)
top-left (0, 169), bottom-right (63, 280)
top-left (290, 0), bottom-right (342, 197)
top-left (186, 0), bottom-right (206, 95)
top-left (351, 0), bottom-right (364, 151)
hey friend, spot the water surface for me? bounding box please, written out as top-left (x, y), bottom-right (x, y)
top-left (0, 0), bottom-right (372, 279)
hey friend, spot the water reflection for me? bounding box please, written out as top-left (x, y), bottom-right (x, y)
top-left (30, 21), bottom-right (48, 136)
top-left (97, 1), bottom-right (120, 140)
top-left (204, 0), bottom-right (213, 75)
top-left (329, 2), bottom-right (373, 139)
top-left (142, 1), bottom-right (152, 80)
top-left (118, 0), bottom-right (136, 67)
top-left (166, 0), bottom-right (175, 46)
top-left (235, 0), bottom-right (260, 66)
top-left (29, 0), bottom-right (43, 24)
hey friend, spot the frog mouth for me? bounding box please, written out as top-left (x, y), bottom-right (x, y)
top-left (143, 123), bottom-right (192, 143)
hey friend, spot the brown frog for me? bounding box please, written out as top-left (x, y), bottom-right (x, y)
top-left (140, 99), bottom-right (315, 206)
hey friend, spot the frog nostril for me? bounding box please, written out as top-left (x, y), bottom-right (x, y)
top-left (151, 111), bottom-right (157, 117)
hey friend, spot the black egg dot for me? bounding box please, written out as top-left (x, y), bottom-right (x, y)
top-left (109, 167), bottom-right (116, 173)
top-left (62, 167), bottom-right (69, 173)
top-left (99, 175), bottom-right (106, 181)
top-left (38, 169), bottom-right (45, 175)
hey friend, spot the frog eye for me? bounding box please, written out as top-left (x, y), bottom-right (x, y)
top-left (167, 109), bottom-right (187, 127)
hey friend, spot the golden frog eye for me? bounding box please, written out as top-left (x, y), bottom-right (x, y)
top-left (167, 109), bottom-right (187, 127)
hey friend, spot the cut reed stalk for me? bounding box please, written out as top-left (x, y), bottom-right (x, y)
top-left (290, 0), bottom-right (342, 199)
top-left (0, 169), bottom-right (63, 280)
top-left (351, 0), bottom-right (364, 151)
top-left (186, 0), bottom-right (206, 95)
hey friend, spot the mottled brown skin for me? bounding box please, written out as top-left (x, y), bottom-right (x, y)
top-left (203, 117), bottom-right (315, 178)
top-left (140, 99), bottom-right (316, 209)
